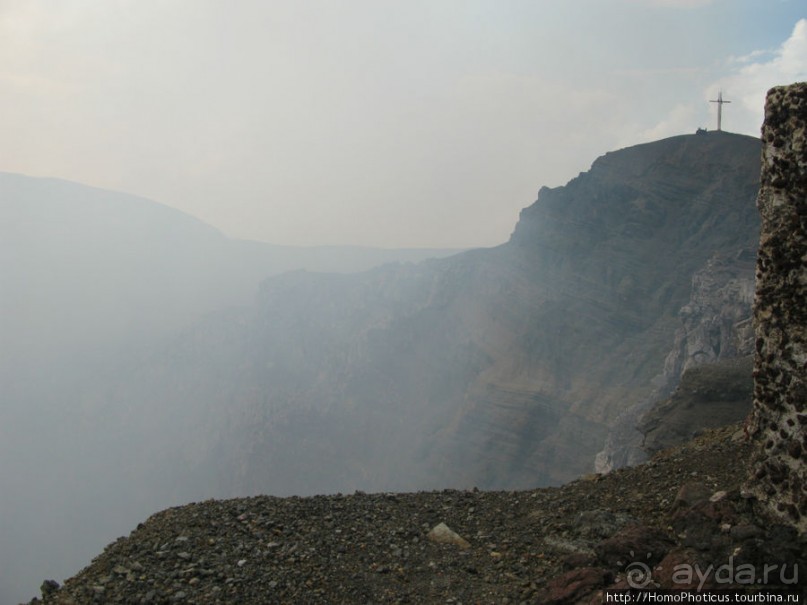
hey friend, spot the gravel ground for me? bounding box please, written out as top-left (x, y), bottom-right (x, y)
top-left (26, 425), bottom-right (806, 604)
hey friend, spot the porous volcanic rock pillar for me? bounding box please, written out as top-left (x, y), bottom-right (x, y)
top-left (749, 82), bottom-right (807, 532)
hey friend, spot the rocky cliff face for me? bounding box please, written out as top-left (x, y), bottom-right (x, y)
top-left (639, 249), bottom-right (756, 454)
top-left (138, 132), bottom-right (762, 499)
top-left (596, 249), bottom-right (756, 471)
top-left (748, 82), bottom-right (807, 532)
top-left (656, 251), bottom-right (756, 388)
top-left (639, 356), bottom-right (753, 454)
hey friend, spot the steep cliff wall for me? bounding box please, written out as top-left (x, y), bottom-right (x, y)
top-left (126, 132), bottom-right (762, 497)
top-left (749, 82), bottom-right (807, 532)
top-left (452, 134), bottom-right (761, 486)
top-left (596, 249), bottom-right (756, 471)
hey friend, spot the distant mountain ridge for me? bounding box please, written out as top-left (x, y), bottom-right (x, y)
top-left (1, 171), bottom-right (463, 361)
top-left (0, 172), bottom-right (463, 605)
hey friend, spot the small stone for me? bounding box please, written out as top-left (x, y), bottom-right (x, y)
top-left (672, 482), bottom-right (712, 511)
top-left (427, 522), bottom-right (471, 549)
top-left (237, 559), bottom-right (247, 567)
top-left (575, 509), bottom-right (636, 540)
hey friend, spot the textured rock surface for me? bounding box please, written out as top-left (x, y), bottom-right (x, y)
top-left (596, 249), bottom-right (756, 471)
top-left (657, 250), bottom-right (756, 387)
top-left (749, 82), bottom-right (807, 532)
top-left (639, 356), bottom-right (752, 454)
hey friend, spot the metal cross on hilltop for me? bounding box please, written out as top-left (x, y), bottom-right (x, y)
top-left (710, 90), bottom-right (731, 131)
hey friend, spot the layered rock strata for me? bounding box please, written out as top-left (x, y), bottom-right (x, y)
top-left (749, 82), bottom-right (807, 532)
top-left (596, 249), bottom-right (756, 472)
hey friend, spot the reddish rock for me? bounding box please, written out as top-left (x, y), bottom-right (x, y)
top-left (654, 549), bottom-right (718, 590)
top-left (671, 482), bottom-right (713, 512)
top-left (670, 498), bottom-right (740, 550)
top-left (595, 524), bottom-right (674, 569)
top-left (538, 567), bottom-right (614, 604)
top-left (562, 552), bottom-right (599, 570)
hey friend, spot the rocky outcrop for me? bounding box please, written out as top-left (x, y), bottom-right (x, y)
top-left (596, 248), bottom-right (757, 471)
top-left (639, 356), bottom-right (752, 454)
top-left (656, 250), bottom-right (756, 390)
top-left (748, 82), bottom-right (807, 532)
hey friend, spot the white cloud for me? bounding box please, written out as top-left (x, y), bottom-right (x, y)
top-left (709, 18), bottom-right (807, 135)
top-left (637, 103), bottom-right (699, 141)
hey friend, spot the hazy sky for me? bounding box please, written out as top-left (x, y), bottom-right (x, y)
top-left (1, 1), bottom-right (805, 248)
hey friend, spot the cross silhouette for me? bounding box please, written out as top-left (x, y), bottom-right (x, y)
top-left (710, 91), bottom-right (731, 131)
